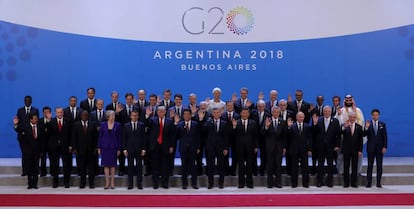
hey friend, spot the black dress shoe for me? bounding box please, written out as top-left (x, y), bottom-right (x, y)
top-left (317, 182), bottom-right (322, 187)
top-left (291, 184), bottom-right (298, 188)
top-left (128, 186), bottom-right (133, 190)
top-left (162, 185), bottom-right (169, 189)
top-left (247, 185), bottom-right (254, 189)
top-left (153, 186), bottom-right (159, 189)
top-left (376, 184), bottom-right (382, 188)
top-left (219, 184), bottom-right (224, 189)
top-left (207, 185), bottom-right (213, 189)
top-left (192, 185), bottom-right (199, 190)
top-left (366, 183), bottom-right (372, 188)
top-left (27, 186), bottom-right (32, 189)
top-left (343, 184), bottom-right (349, 188)
top-left (64, 184), bottom-right (70, 188)
top-left (144, 172), bottom-right (151, 176)
top-left (238, 185), bottom-right (245, 189)
top-left (138, 185), bottom-right (143, 190)
top-left (118, 171), bottom-right (124, 176)
top-left (327, 183), bottom-right (333, 188)
top-left (40, 173), bottom-right (46, 177)
top-left (182, 185), bottom-right (188, 190)
top-left (89, 185), bottom-right (95, 189)
top-left (80, 185), bottom-right (86, 189)
top-left (351, 184), bottom-right (358, 188)
top-left (275, 184), bottom-right (282, 188)
top-left (32, 186), bottom-right (39, 189)
top-left (267, 185), bottom-right (273, 188)
top-left (21, 173), bottom-right (27, 176)
top-left (303, 184), bottom-right (309, 188)
top-left (53, 184), bottom-right (58, 188)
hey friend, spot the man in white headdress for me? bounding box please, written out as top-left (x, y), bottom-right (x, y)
top-left (337, 94), bottom-right (365, 175)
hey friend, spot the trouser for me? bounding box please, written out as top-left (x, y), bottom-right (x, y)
top-left (50, 145), bottom-right (71, 186)
top-left (290, 152), bottom-right (309, 187)
top-left (259, 138), bottom-right (266, 174)
top-left (206, 147), bottom-right (225, 186)
top-left (24, 151), bottom-right (40, 187)
top-left (180, 149), bottom-right (197, 186)
top-left (237, 145), bottom-right (254, 187)
top-left (196, 137), bottom-right (206, 175)
top-left (128, 152), bottom-right (143, 187)
top-left (317, 143), bottom-right (335, 184)
top-left (151, 144), bottom-right (169, 187)
top-left (78, 152), bottom-right (96, 186)
top-left (40, 149), bottom-right (49, 175)
top-left (367, 151), bottom-right (383, 185)
top-left (266, 148), bottom-right (283, 186)
top-left (343, 152), bottom-right (358, 186)
top-left (118, 152), bottom-right (126, 174)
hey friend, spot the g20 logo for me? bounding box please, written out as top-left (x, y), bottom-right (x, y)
top-left (182, 6), bottom-right (254, 35)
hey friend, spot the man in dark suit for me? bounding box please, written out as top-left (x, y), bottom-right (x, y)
top-left (90, 99), bottom-right (106, 126)
top-left (287, 89), bottom-right (312, 123)
top-left (187, 93), bottom-right (199, 118)
top-left (232, 108), bottom-right (259, 188)
top-left (176, 109), bottom-right (200, 189)
top-left (335, 112), bottom-right (363, 188)
top-left (331, 96), bottom-right (342, 117)
top-left (120, 92), bottom-right (139, 124)
top-left (46, 107), bottom-right (72, 188)
top-left (13, 114), bottom-right (45, 189)
top-left (278, 99), bottom-right (294, 121)
top-left (203, 108), bottom-right (229, 189)
top-left (72, 111), bottom-right (98, 189)
top-left (136, 89), bottom-right (149, 110)
top-left (250, 100), bottom-right (271, 176)
top-left (64, 96), bottom-right (82, 123)
top-left (105, 91), bottom-right (124, 123)
top-left (159, 89), bottom-right (175, 109)
top-left (80, 87), bottom-right (97, 113)
top-left (144, 106), bottom-right (176, 189)
top-left (312, 106), bottom-right (341, 187)
top-left (265, 90), bottom-right (279, 114)
top-left (234, 87), bottom-right (255, 114)
top-left (39, 106), bottom-right (51, 177)
top-left (287, 112), bottom-right (312, 188)
top-left (141, 94), bottom-right (159, 176)
top-left (166, 94), bottom-right (185, 176)
top-left (194, 101), bottom-right (211, 175)
top-left (123, 110), bottom-right (147, 190)
top-left (364, 109), bottom-right (388, 188)
top-left (261, 107), bottom-right (286, 188)
top-left (16, 96), bottom-right (40, 176)
top-left (220, 101), bottom-right (240, 176)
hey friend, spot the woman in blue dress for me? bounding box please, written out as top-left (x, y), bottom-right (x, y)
top-left (98, 110), bottom-right (121, 189)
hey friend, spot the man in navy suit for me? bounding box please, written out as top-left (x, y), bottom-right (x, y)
top-left (288, 89), bottom-right (312, 123)
top-left (265, 90), bottom-right (279, 114)
top-left (105, 91), bottom-right (124, 123)
top-left (187, 93), bottom-right (199, 118)
top-left (312, 106), bottom-right (341, 187)
top-left (287, 112), bottom-right (313, 188)
top-left (220, 101), bottom-right (240, 176)
top-left (141, 94), bottom-right (159, 176)
top-left (136, 89), bottom-right (150, 110)
top-left (364, 109), bottom-right (388, 188)
top-left (144, 106), bottom-right (176, 189)
top-left (39, 106), bottom-right (51, 177)
top-left (176, 109), bottom-right (200, 189)
top-left (232, 108), bottom-right (259, 188)
top-left (335, 112), bottom-right (363, 188)
top-left (80, 87), bottom-right (97, 113)
top-left (16, 96), bottom-right (39, 176)
top-left (46, 107), bottom-right (73, 188)
top-left (203, 108), bottom-right (229, 189)
top-left (261, 107), bottom-right (287, 188)
top-left (63, 96), bottom-right (82, 123)
top-left (71, 111), bottom-right (98, 189)
top-left (123, 110), bottom-right (147, 190)
top-left (13, 114), bottom-right (45, 189)
top-left (90, 99), bottom-right (106, 126)
top-left (159, 89), bottom-right (175, 109)
top-left (194, 101), bottom-right (211, 175)
top-left (234, 87), bottom-right (255, 114)
top-left (278, 99), bottom-right (294, 121)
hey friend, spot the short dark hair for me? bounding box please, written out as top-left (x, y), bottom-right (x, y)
top-left (42, 106), bottom-right (51, 112)
top-left (371, 109), bottom-right (380, 114)
top-left (131, 110), bottom-right (139, 114)
top-left (163, 89), bottom-right (171, 94)
top-left (125, 92), bottom-right (134, 99)
top-left (87, 87), bottom-right (96, 93)
top-left (29, 114), bottom-right (38, 120)
top-left (226, 101), bottom-right (234, 105)
top-left (241, 107), bottom-right (250, 112)
top-left (174, 94), bottom-right (183, 100)
top-left (69, 96), bottom-right (77, 100)
top-left (182, 108), bottom-right (191, 114)
top-left (24, 95), bottom-right (32, 100)
top-left (332, 95), bottom-right (341, 101)
top-left (149, 94), bottom-right (157, 99)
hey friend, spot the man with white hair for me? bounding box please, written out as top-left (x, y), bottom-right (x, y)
top-left (207, 87), bottom-right (226, 113)
top-left (337, 94), bottom-right (365, 175)
top-left (265, 90), bottom-right (279, 113)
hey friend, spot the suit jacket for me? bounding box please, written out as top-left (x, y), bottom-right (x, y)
top-left (261, 118), bottom-right (287, 153)
top-left (167, 106), bottom-right (186, 120)
top-left (280, 109), bottom-right (295, 121)
top-left (105, 102), bottom-right (124, 122)
top-left (80, 99), bottom-right (97, 113)
top-left (311, 105), bottom-right (325, 117)
top-left (119, 104), bottom-right (139, 124)
top-left (63, 106), bottom-right (82, 124)
top-left (71, 120), bottom-right (98, 155)
top-left (140, 105), bottom-right (158, 122)
top-left (265, 100), bottom-right (278, 114)
top-left (14, 122), bottom-right (45, 155)
top-left (234, 99), bottom-right (255, 114)
top-left (136, 100), bottom-right (150, 110)
top-left (90, 109), bottom-right (107, 127)
top-left (288, 100), bottom-right (311, 122)
top-left (176, 120), bottom-right (200, 153)
top-left (364, 120), bottom-right (388, 153)
top-left (159, 100), bottom-right (175, 109)
top-left (204, 119), bottom-right (229, 151)
top-left (287, 122), bottom-right (313, 155)
top-left (122, 121), bottom-right (147, 154)
top-left (16, 106), bottom-right (39, 126)
top-left (47, 118), bottom-right (72, 150)
top-left (339, 123), bottom-right (363, 154)
top-left (250, 110), bottom-right (271, 129)
top-left (313, 117), bottom-right (341, 150)
top-left (144, 116), bottom-right (176, 152)
top-left (39, 117), bottom-right (50, 152)
top-left (98, 122), bottom-right (122, 150)
top-left (233, 119), bottom-right (259, 151)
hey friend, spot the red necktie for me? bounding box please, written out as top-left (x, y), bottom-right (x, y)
top-left (58, 120), bottom-right (62, 133)
top-left (157, 118), bottom-right (163, 144)
top-left (32, 125), bottom-right (37, 140)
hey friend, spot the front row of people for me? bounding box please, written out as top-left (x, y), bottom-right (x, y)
top-left (13, 106), bottom-right (387, 190)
